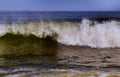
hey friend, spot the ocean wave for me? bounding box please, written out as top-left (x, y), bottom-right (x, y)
top-left (0, 19), bottom-right (120, 48)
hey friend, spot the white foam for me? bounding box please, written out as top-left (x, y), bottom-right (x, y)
top-left (4, 69), bottom-right (120, 77)
top-left (0, 19), bottom-right (120, 48)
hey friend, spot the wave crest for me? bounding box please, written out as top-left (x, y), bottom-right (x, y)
top-left (0, 19), bottom-right (120, 48)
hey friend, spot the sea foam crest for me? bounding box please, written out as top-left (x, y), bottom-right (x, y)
top-left (0, 19), bottom-right (120, 48)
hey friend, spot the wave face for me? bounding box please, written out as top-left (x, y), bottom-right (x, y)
top-left (0, 19), bottom-right (120, 48)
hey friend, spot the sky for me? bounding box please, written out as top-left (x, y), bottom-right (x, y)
top-left (0, 0), bottom-right (120, 11)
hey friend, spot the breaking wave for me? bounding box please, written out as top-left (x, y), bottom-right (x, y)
top-left (0, 19), bottom-right (120, 48)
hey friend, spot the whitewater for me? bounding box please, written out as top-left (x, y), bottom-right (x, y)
top-left (0, 19), bottom-right (120, 48)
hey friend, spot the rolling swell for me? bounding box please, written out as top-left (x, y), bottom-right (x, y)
top-left (0, 19), bottom-right (120, 48)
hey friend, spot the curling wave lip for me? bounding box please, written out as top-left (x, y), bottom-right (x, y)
top-left (0, 19), bottom-right (120, 48)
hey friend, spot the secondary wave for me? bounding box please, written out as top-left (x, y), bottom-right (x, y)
top-left (0, 19), bottom-right (120, 48)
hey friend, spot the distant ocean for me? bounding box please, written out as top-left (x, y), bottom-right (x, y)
top-left (0, 11), bottom-right (120, 22)
top-left (0, 11), bottom-right (120, 77)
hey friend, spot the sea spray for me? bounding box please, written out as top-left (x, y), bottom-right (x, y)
top-left (0, 19), bottom-right (120, 48)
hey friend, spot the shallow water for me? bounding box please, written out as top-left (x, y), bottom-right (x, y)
top-left (0, 34), bottom-right (120, 77)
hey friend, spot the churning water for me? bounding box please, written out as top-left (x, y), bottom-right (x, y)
top-left (1, 19), bottom-right (120, 48)
top-left (0, 12), bottom-right (120, 77)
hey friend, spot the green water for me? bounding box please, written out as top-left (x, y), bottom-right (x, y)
top-left (0, 34), bottom-right (120, 77)
top-left (0, 34), bottom-right (58, 67)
